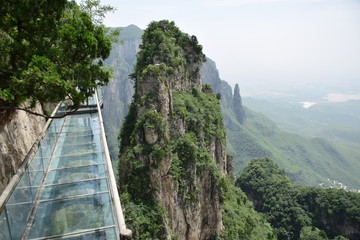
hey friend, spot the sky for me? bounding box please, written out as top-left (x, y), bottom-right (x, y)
top-left (100, 0), bottom-right (360, 95)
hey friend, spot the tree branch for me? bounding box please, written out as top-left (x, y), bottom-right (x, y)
top-left (0, 106), bottom-right (79, 119)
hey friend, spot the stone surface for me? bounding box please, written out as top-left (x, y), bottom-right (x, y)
top-left (0, 104), bottom-right (45, 195)
top-left (119, 22), bottom-right (227, 239)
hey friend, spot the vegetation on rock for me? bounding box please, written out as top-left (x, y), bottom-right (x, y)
top-left (237, 158), bottom-right (360, 240)
top-left (118, 20), bottom-right (275, 239)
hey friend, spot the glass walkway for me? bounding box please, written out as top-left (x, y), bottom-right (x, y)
top-left (0, 93), bottom-right (129, 239)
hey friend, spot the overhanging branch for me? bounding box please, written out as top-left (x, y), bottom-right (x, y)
top-left (0, 106), bottom-right (79, 119)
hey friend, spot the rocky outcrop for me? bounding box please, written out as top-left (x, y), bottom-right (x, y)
top-left (201, 59), bottom-right (246, 125)
top-left (232, 84), bottom-right (246, 124)
top-left (119, 20), bottom-right (228, 239)
top-left (103, 25), bottom-right (142, 130)
top-left (0, 104), bottom-right (45, 195)
top-left (102, 25), bottom-right (142, 159)
top-left (201, 58), bottom-right (232, 109)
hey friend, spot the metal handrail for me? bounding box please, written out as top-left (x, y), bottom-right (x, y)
top-left (95, 91), bottom-right (132, 239)
top-left (0, 102), bottom-right (61, 211)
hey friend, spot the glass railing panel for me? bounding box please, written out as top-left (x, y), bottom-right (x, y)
top-left (41, 179), bottom-right (108, 200)
top-left (29, 170), bottom-right (44, 187)
top-left (6, 186), bottom-right (32, 205)
top-left (27, 193), bottom-right (115, 239)
top-left (45, 164), bottom-right (106, 185)
top-left (41, 132), bottom-right (58, 147)
top-left (50, 227), bottom-right (117, 240)
top-left (18, 171), bottom-right (31, 187)
top-left (97, 87), bottom-right (103, 103)
top-left (50, 152), bottom-right (104, 170)
top-left (34, 146), bottom-right (53, 159)
top-left (6, 202), bottom-right (32, 240)
top-left (86, 96), bottom-right (96, 105)
top-left (29, 156), bottom-right (44, 172)
top-left (47, 118), bottom-right (65, 134)
top-left (0, 210), bottom-right (11, 240)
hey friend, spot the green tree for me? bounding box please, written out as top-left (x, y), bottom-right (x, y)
top-left (299, 226), bottom-right (328, 240)
top-left (0, 0), bottom-right (113, 117)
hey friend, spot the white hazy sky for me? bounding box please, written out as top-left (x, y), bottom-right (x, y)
top-left (101, 0), bottom-right (360, 92)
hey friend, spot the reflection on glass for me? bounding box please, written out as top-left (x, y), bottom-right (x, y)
top-left (34, 146), bottom-right (52, 159)
top-left (6, 203), bottom-right (32, 240)
top-left (29, 170), bottom-right (44, 187)
top-left (51, 227), bottom-right (116, 240)
top-left (0, 210), bottom-right (11, 240)
top-left (50, 152), bottom-right (104, 169)
top-left (57, 129), bottom-right (101, 138)
top-left (54, 142), bottom-right (102, 157)
top-left (27, 193), bottom-right (115, 239)
top-left (7, 186), bottom-right (32, 204)
top-left (29, 157), bottom-right (44, 172)
top-left (46, 164), bottom-right (106, 185)
top-left (58, 133), bottom-right (101, 146)
top-left (0, 94), bottom-right (119, 240)
top-left (41, 179), bottom-right (108, 200)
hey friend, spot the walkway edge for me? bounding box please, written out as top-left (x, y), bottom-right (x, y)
top-left (0, 103), bottom-right (61, 210)
top-left (95, 92), bottom-right (132, 239)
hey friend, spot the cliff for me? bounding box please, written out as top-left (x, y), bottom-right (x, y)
top-left (102, 25), bottom-right (143, 160)
top-left (232, 84), bottom-right (246, 124)
top-left (201, 58), bottom-right (246, 124)
top-left (0, 104), bottom-right (45, 195)
top-left (119, 20), bottom-right (228, 239)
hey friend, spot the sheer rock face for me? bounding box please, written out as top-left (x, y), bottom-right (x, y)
top-left (133, 69), bottom-right (224, 240)
top-left (201, 58), bottom-right (232, 109)
top-left (120, 21), bottom-right (227, 240)
top-left (102, 27), bottom-right (142, 131)
top-left (201, 59), bottom-right (246, 125)
top-left (0, 104), bottom-right (45, 195)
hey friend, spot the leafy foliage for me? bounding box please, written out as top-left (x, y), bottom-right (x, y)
top-left (237, 158), bottom-right (359, 240)
top-left (131, 20), bottom-right (205, 86)
top-left (118, 21), bottom-right (208, 239)
top-left (0, 0), bottom-right (112, 110)
top-left (218, 177), bottom-right (276, 240)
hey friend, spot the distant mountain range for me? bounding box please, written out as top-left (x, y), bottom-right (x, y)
top-left (102, 24), bottom-right (360, 191)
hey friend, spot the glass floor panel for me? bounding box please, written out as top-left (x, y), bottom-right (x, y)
top-left (57, 133), bottom-right (101, 145)
top-left (45, 164), bottom-right (106, 185)
top-left (57, 128), bottom-right (101, 136)
top-left (0, 210), bottom-right (11, 240)
top-left (54, 141), bottom-right (102, 157)
top-left (6, 202), bottom-right (33, 240)
top-left (61, 126), bottom-right (100, 133)
top-left (41, 179), bottom-right (109, 200)
top-left (64, 114), bottom-right (97, 122)
top-left (50, 152), bottom-right (104, 169)
top-left (49, 227), bottom-right (117, 240)
top-left (27, 193), bottom-right (115, 239)
top-left (0, 95), bottom-right (120, 240)
top-left (63, 117), bottom-right (99, 125)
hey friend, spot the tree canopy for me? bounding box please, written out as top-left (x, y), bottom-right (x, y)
top-left (237, 158), bottom-right (360, 240)
top-left (0, 0), bottom-right (113, 114)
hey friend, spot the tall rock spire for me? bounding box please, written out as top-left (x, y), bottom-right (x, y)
top-left (119, 20), bottom-right (227, 239)
top-left (232, 83), bottom-right (246, 124)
